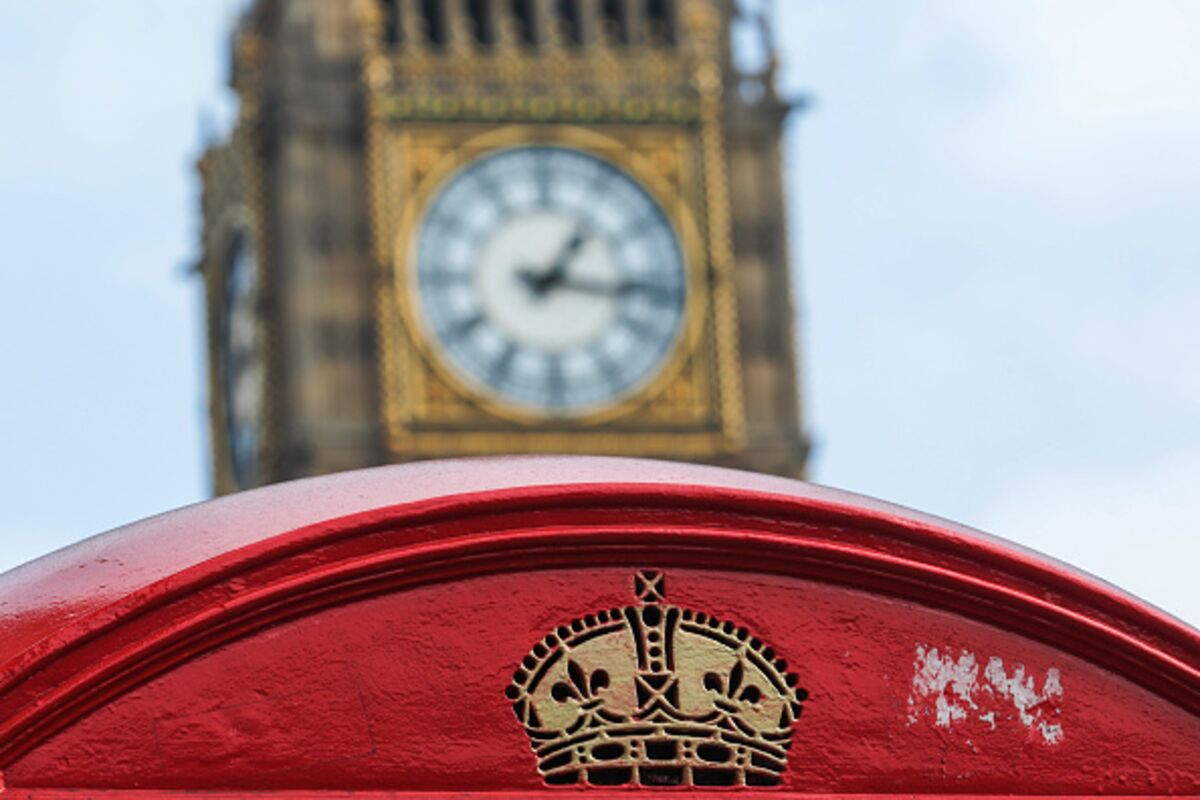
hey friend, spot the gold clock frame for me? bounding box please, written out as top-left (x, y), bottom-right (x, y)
top-left (393, 125), bottom-right (706, 426)
top-left (364, 2), bottom-right (746, 460)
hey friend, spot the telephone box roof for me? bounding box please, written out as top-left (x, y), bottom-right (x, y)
top-left (0, 457), bottom-right (1195, 796)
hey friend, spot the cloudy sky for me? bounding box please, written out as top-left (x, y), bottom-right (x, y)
top-left (1, 2), bottom-right (1197, 626)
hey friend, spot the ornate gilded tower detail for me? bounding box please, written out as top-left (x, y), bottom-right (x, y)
top-left (507, 571), bottom-right (808, 787)
top-left (197, 0), bottom-right (808, 493)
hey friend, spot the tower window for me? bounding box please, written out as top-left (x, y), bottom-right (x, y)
top-left (557, 0), bottom-right (584, 46)
top-left (601, 0), bottom-right (628, 45)
top-left (467, 0), bottom-right (496, 45)
top-left (511, 0), bottom-right (537, 46)
top-left (380, 0), bottom-right (403, 46)
top-left (420, 0), bottom-right (447, 47)
top-left (646, 0), bottom-right (675, 46)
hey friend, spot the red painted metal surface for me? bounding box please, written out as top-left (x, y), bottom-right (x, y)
top-left (0, 456), bottom-right (1196, 797)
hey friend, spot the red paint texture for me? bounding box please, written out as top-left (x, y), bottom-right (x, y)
top-left (0, 457), bottom-right (1195, 796)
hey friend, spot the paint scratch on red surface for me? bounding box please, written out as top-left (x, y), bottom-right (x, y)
top-left (907, 645), bottom-right (1064, 744)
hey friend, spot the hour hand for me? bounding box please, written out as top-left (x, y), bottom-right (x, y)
top-left (518, 226), bottom-right (589, 296)
top-left (515, 266), bottom-right (544, 293)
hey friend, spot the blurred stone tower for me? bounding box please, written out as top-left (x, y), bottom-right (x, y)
top-left (197, 0), bottom-right (807, 495)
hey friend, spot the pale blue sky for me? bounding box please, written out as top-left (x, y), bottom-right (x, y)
top-left (1, 2), bottom-right (1197, 625)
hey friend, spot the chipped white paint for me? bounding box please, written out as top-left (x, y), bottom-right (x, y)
top-left (984, 655), bottom-right (1064, 744)
top-left (907, 645), bottom-right (1064, 744)
top-left (908, 646), bottom-right (980, 728)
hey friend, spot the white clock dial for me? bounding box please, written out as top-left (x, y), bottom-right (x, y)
top-left (223, 236), bottom-right (263, 487)
top-left (415, 146), bottom-right (687, 414)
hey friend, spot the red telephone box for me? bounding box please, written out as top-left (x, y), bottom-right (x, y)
top-left (0, 457), bottom-right (1196, 797)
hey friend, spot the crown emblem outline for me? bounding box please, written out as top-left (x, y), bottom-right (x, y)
top-left (506, 571), bottom-right (808, 788)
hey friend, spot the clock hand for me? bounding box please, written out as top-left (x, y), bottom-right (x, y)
top-left (517, 225), bottom-right (590, 297)
top-left (552, 277), bottom-right (618, 296)
top-left (556, 276), bottom-right (680, 303)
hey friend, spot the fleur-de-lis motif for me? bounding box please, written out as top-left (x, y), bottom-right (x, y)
top-left (551, 659), bottom-right (610, 706)
top-left (704, 659), bottom-right (762, 712)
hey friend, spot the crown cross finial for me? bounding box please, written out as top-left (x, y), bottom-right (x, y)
top-left (634, 570), bottom-right (665, 603)
top-left (507, 572), bottom-right (808, 788)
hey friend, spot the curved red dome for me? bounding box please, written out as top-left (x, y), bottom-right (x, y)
top-left (0, 457), bottom-right (1196, 796)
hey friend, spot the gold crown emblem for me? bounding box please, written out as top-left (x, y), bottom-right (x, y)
top-left (506, 571), bottom-right (808, 788)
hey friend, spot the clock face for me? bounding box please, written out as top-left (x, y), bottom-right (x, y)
top-left (223, 236), bottom-right (263, 487)
top-left (414, 146), bottom-right (687, 415)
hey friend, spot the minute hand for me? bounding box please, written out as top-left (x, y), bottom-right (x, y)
top-left (558, 277), bottom-right (678, 302)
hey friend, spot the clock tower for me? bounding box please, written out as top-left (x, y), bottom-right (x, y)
top-left (198, 0), bottom-right (807, 494)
